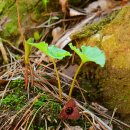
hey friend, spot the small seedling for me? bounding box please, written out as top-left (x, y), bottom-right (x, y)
top-left (28, 42), bottom-right (71, 99)
top-left (68, 43), bottom-right (106, 97)
top-left (25, 38), bottom-right (34, 88)
top-left (16, 0), bottom-right (33, 88)
top-left (42, 0), bottom-right (49, 12)
top-left (28, 41), bottom-right (106, 121)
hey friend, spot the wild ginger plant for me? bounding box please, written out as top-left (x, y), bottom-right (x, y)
top-left (68, 43), bottom-right (106, 97)
top-left (58, 43), bottom-right (105, 120)
top-left (28, 42), bottom-right (71, 99)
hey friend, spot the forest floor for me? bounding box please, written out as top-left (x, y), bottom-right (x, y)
top-left (0, 0), bottom-right (130, 130)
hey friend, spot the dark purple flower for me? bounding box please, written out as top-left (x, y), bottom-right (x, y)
top-left (59, 99), bottom-right (80, 120)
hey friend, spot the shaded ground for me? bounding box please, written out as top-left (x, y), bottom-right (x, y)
top-left (0, 0), bottom-right (130, 130)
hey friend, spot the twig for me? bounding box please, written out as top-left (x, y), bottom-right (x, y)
top-left (55, 12), bottom-right (99, 48)
top-left (90, 105), bottom-right (130, 129)
top-left (26, 105), bottom-right (44, 130)
top-left (45, 119), bottom-right (48, 130)
top-left (1, 38), bottom-right (24, 54)
top-left (0, 39), bottom-right (9, 64)
top-left (16, 0), bottom-right (25, 42)
top-left (13, 100), bottom-right (35, 130)
top-left (32, 17), bottom-right (82, 29)
top-left (83, 114), bottom-right (97, 130)
top-left (109, 108), bottom-right (117, 126)
top-left (0, 94), bottom-right (40, 129)
top-left (0, 62), bottom-right (17, 106)
top-left (62, 121), bottom-right (72, 130)
top-left (17, 110), bottom-right (33, 130)
top-left (36, 62), bottom-right (87, 93)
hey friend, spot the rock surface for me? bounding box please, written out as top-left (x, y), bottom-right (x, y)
top-left (100, 6), bottom-right (130, 121)
top-left (78, 5), bottom-right (130, 122)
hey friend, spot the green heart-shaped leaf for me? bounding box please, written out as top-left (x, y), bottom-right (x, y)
top-left (28, 42), bottom-right (48, 55)
top-left (69, 43), bottom-right (89, 63)
top-left (28, 42), bottom-right (71, 60)
top-left (48, 45), bottom-right (71, 60)
top-left (69, 43), bottom-right (105, 67)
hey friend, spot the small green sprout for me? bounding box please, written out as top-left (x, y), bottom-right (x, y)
top-left (24, 38), bottom-right (33, 88)
top-left (68, 43), bottom-right (106, 97)
top-left (34, 31), bottom-right (41, 41)
top-left (28, 42), bottom-right (71, 99)
top-left (25, 38), bottom-right (33, 64)
top-left (42, 0), bottom-right (49, 12)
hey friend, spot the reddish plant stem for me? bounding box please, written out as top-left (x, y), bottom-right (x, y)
top-left (25, 64), bottom-right (28, 88)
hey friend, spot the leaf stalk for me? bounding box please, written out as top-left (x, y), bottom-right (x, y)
top-left (51, 58), bottom-right (62, 99)
top-left (68, 62), bottom-right (84, 97)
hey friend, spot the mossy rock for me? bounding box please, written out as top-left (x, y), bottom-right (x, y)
top-left (100, 6), bottom-right (130, 122)
top-left (76, 5), bottom-right (130, 122)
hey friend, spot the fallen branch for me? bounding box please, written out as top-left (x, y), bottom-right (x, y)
top-left (55, 12), bottom-right (99, 48)
top-left (1, 38), bottom-right (24, 54)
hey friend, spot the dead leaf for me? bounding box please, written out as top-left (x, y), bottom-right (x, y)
top-left (89, 126), bottom-right (94, 130)
top-left (0, 40), bottom-right (9, 64)
top-left (62, 64), bottom-right (78, 78)
top-left (48, 78), bottom-right (58, 86)
top-left (69, 8), bottom-right (86, 17)
top-left (52, 27), bottom-right (63, 44)
top-left (121, 0), bottom-right (128, 5)
top-left (0, 79), bottom-right (8, 86)
top-left (59, 0), bottom-right (69, 15)
top-left (55, 13), bottom-right (98, 48)
top-left (84, 0), bottom-right (112, 14)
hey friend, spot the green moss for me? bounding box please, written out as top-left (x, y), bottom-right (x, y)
top-left (31, 4), bottom-right (43, 21)
top-left (4, 21), bottom-right (18, 37)
top-left (110, 6), bottom-right (130, 24)
top-left (0, 1), bottom-right (6, 14)
top-left (0, 0), bottom-right (60, 39)
top-left (1, 79), bottom-right (27, 110)
top-left (98, 6), bottom-right (130, 117)
top-left (71, 11), bottom-right (118, 40)
top-left (0, 0), bottom-right (44, 38)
